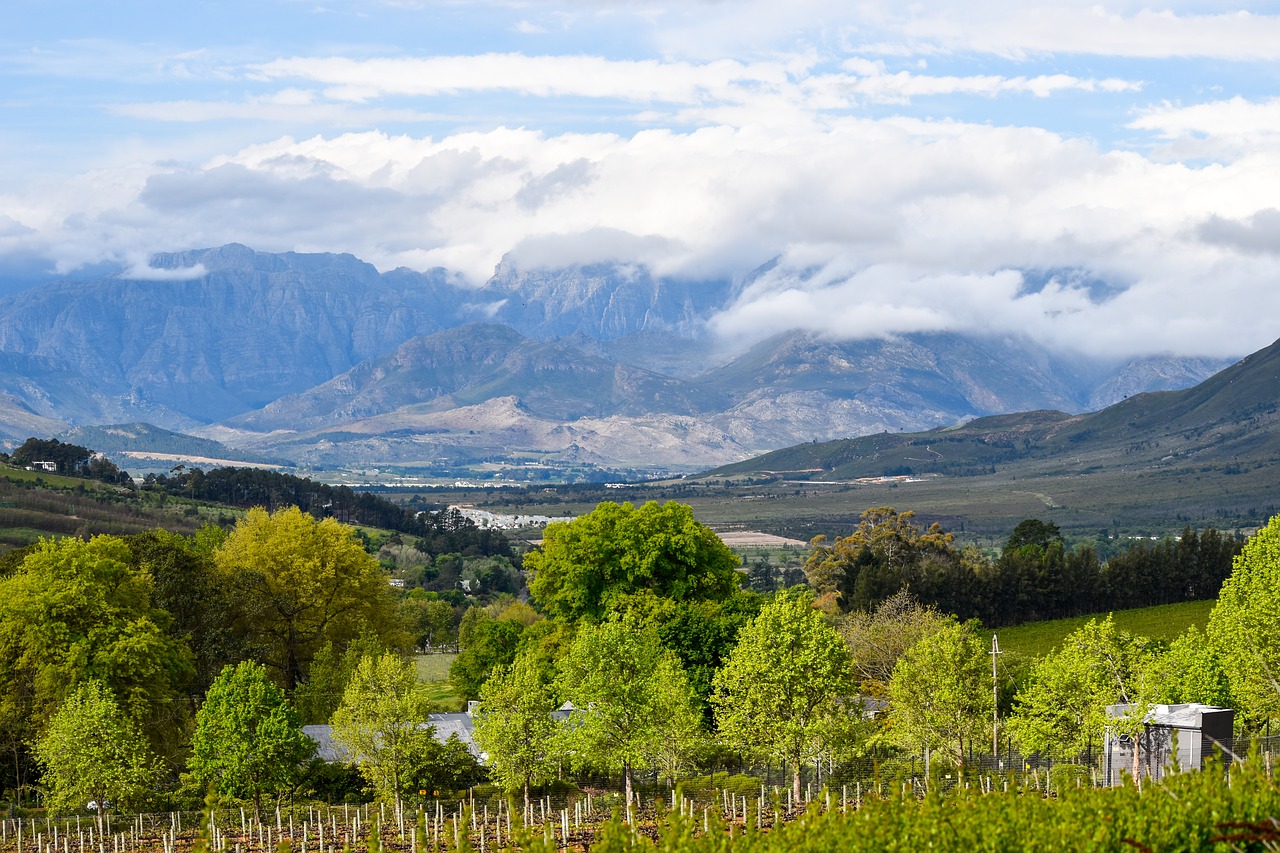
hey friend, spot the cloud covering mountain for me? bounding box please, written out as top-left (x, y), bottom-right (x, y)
top-left (2, 1), bottom-right (1280, 365)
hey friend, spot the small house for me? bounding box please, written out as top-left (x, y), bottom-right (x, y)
top-left (1102, 703), bottom-right (1233, 785)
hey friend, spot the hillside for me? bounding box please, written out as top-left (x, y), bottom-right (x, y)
top-left (0, 245), bottom-right (1234, 474)
top-left (710, 335), bottom-right (1280, 481)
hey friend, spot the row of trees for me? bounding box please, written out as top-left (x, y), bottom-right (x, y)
top-left (804, 509), bottom-right (1240, 626)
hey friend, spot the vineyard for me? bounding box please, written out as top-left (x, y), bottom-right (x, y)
top-left (6, 755), bottom-right (1280, 853)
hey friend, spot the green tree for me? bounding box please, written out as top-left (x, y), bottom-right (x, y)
top-left (1146, 625), bottom-right (1232, 708)
top-left (1007, 616), bottom-right (1154, 762)
top-left (712, 589), bottom-right (854, 804)
top-left (34, 681), bottom-right (159, 824)
top-left (214, 506), bottom-right (407, 689)
top-left (1208, 515), bottom-right (1280, 728)
top-left (124, 529), bottom-right (242, 697)
top-left (643, 655), bottom-right (707, 787)
top-left (188, 662), bottom-right (315, 817)
top-left (556, 618), bottom-right (678, 804)
top-left (805, 507), bottom-right (957, 612)
top-left (401, 593), bottom-right (457, 652)
top-left (293, 634), bottom-right (386, 725)
top-left (526, 501), bottom-right (741, 622)
top-left (330, 653), bottom-right (434, 815)
top-left (471, 649), bottom-right (560, 812)
top-left (0, 536), bottom-right (193, 764)
top-left (887, 619), bottom-right (993, 769)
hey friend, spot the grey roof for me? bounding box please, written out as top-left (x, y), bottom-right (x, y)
top-left (1105, 703), bottom-right (1232, 729)
top-left (304, 714), bottom-right (482, 764)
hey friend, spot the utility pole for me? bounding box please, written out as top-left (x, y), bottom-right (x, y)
top-left (991, 633), bottom-right (1002, 760)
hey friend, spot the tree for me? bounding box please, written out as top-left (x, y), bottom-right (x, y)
top-left (0, 536), bottom-right (193, 770)
top-left (188, 662), bottom-right (315, 817)
top-left (471, 650), bottom-right (560, 812)
top-left (1003, 518), bottom-right (1064, 553)
top-left (887, 619), bottom-right (993, 769)
top-left (449, 617), bottom-right (525, 699)
top-left (214, 506), bottom-right (407, 689)
top-left (1146, 625), bottom-right (1232, 709)
top-left (712, 589), bottom-right (854, 804)
top-left (839, 590), bottom-right (949, 698)
top-left (124, 529), bottom-right (242, 698)
top-left (804, 507), bottom-right (957, 612)
top-left (555, 618), bottom-right (679, 804)
top-left (330, 653), bottom-right (434, 816)
top-left (1007, 616), bottom-right (1154, 762)
top-left (1207, 515), bottom-right (1280, 728)
top-left (643, 655), bottom-right (708, 787)
top-left (34, 681), bottom-right (158, 824)
top-left (526, 501), bottom-right (741, 622)
top-left (293, 634), bottom-right (386, 725)
top-left (401, 593), bottom-right (457, 652)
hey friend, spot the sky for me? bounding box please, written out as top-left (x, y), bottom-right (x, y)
top-left (4, 0), bottom-right (1280, 359)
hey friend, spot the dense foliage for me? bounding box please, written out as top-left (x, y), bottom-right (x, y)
top-left (3, 437), bottom-right (132, 485)
top-left (142, 465), bottom-right (512, 557)
top-left (806, 507), bottom-right (1240, 626)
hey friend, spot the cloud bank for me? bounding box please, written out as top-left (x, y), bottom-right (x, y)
top-left (3, 1), bottom-right (1280, 362)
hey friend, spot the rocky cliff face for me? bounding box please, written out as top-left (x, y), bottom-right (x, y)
top-left (0, 244), bottom-right (463, 422)
top-left (0, 244), bottom-right (1239, 470)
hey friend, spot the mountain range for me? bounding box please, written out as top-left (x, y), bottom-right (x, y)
top-left (0, 244), bottom-right (1238, 476)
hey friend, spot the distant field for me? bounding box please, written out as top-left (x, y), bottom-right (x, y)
top-left (987, 599), bottom-right (1217, 660)
top-left (415, 653), bottom-right (465, 712)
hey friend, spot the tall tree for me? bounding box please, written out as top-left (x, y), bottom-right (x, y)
top-left (34, 681), bottom-right (159, 825)
top-left (888, 619), bottom-right (993, 769)
top-left (330, 653), bottom-right (434, 816)
top-left (1007, 616), bottom-right (1154, 762)
top-left (0, 536), bottom-right (193, 767)
top-left (555, 618), bottom-right (680, 805)
top-left (526, 501), bottom-right (741, 622)
top-left (712, 589), bottom-right (854, 804)
top-left (1208, 515), bottom-right (1280, 728)
top-left (471, 649), bottom-right (560, 812)
top-left (214, 506), bottom-right (407, 689)
top-left (805, 507), bottom-right (957, 612)
top-left (188, 662), bottom-right (315, 818)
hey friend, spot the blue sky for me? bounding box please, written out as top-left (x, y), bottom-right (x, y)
top-left (5, 1), bottom-right (1280, 358)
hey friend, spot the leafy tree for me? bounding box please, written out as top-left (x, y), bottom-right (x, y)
top-left (34, 681), bottom-right (159, 824)
top-left (472, 649), bottom-right (560, 811)
top-left (887, 619), bottom-right (993, 769)
top-left (1003, 518), bottom-right (1064, 553)
top-left (330, 653), bottom-right (434, 815)
top-left (214, 506), bottom-right (407, 689)
top-left (1007, 616), bottom-right (1154, 762)
top-left (1146, 625), bottom-right (1232, 708)
top-left (839, 590), bottom-right (948, 698)
top-left (805, 507), bottom-right (957, 612)
top-left (124, 529), bottom-right (242, 697)
top-left (1208, 515), bottom-right (1280, 728)
top-left (644, 655), bottom-right (708, 787)
top-left (449, 616), bottom-right (525, 699)
top-left (401, 592), bottom-right (457, 652)
top-left (712, 589), bottom-right (854, 804)
top-left (188, 662), bottom-right (315, 817)
top-left (556, 618), bottom-right (681, 804)
top-left (0, 536), bottom-right (193, 767)
top-left (526, 501), bottom-right (741, 622)
top-left (293, 634), bottom-right (387, 725)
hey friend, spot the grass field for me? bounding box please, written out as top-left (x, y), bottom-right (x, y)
top-left (986, 598), bottom-right (1217, 660)
top-left (415, 652), bottom-right (465, 712)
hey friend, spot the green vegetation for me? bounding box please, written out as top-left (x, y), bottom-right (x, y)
top-left (9, 433), bottom-right (1280, 849)
top-left (989, 599), bottom-right (1216, 658)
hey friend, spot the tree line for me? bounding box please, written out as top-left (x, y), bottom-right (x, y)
top-left (2, 497), bottom-right (1275, 825)
top-left (802, 509), bottom-right (1240, 626)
